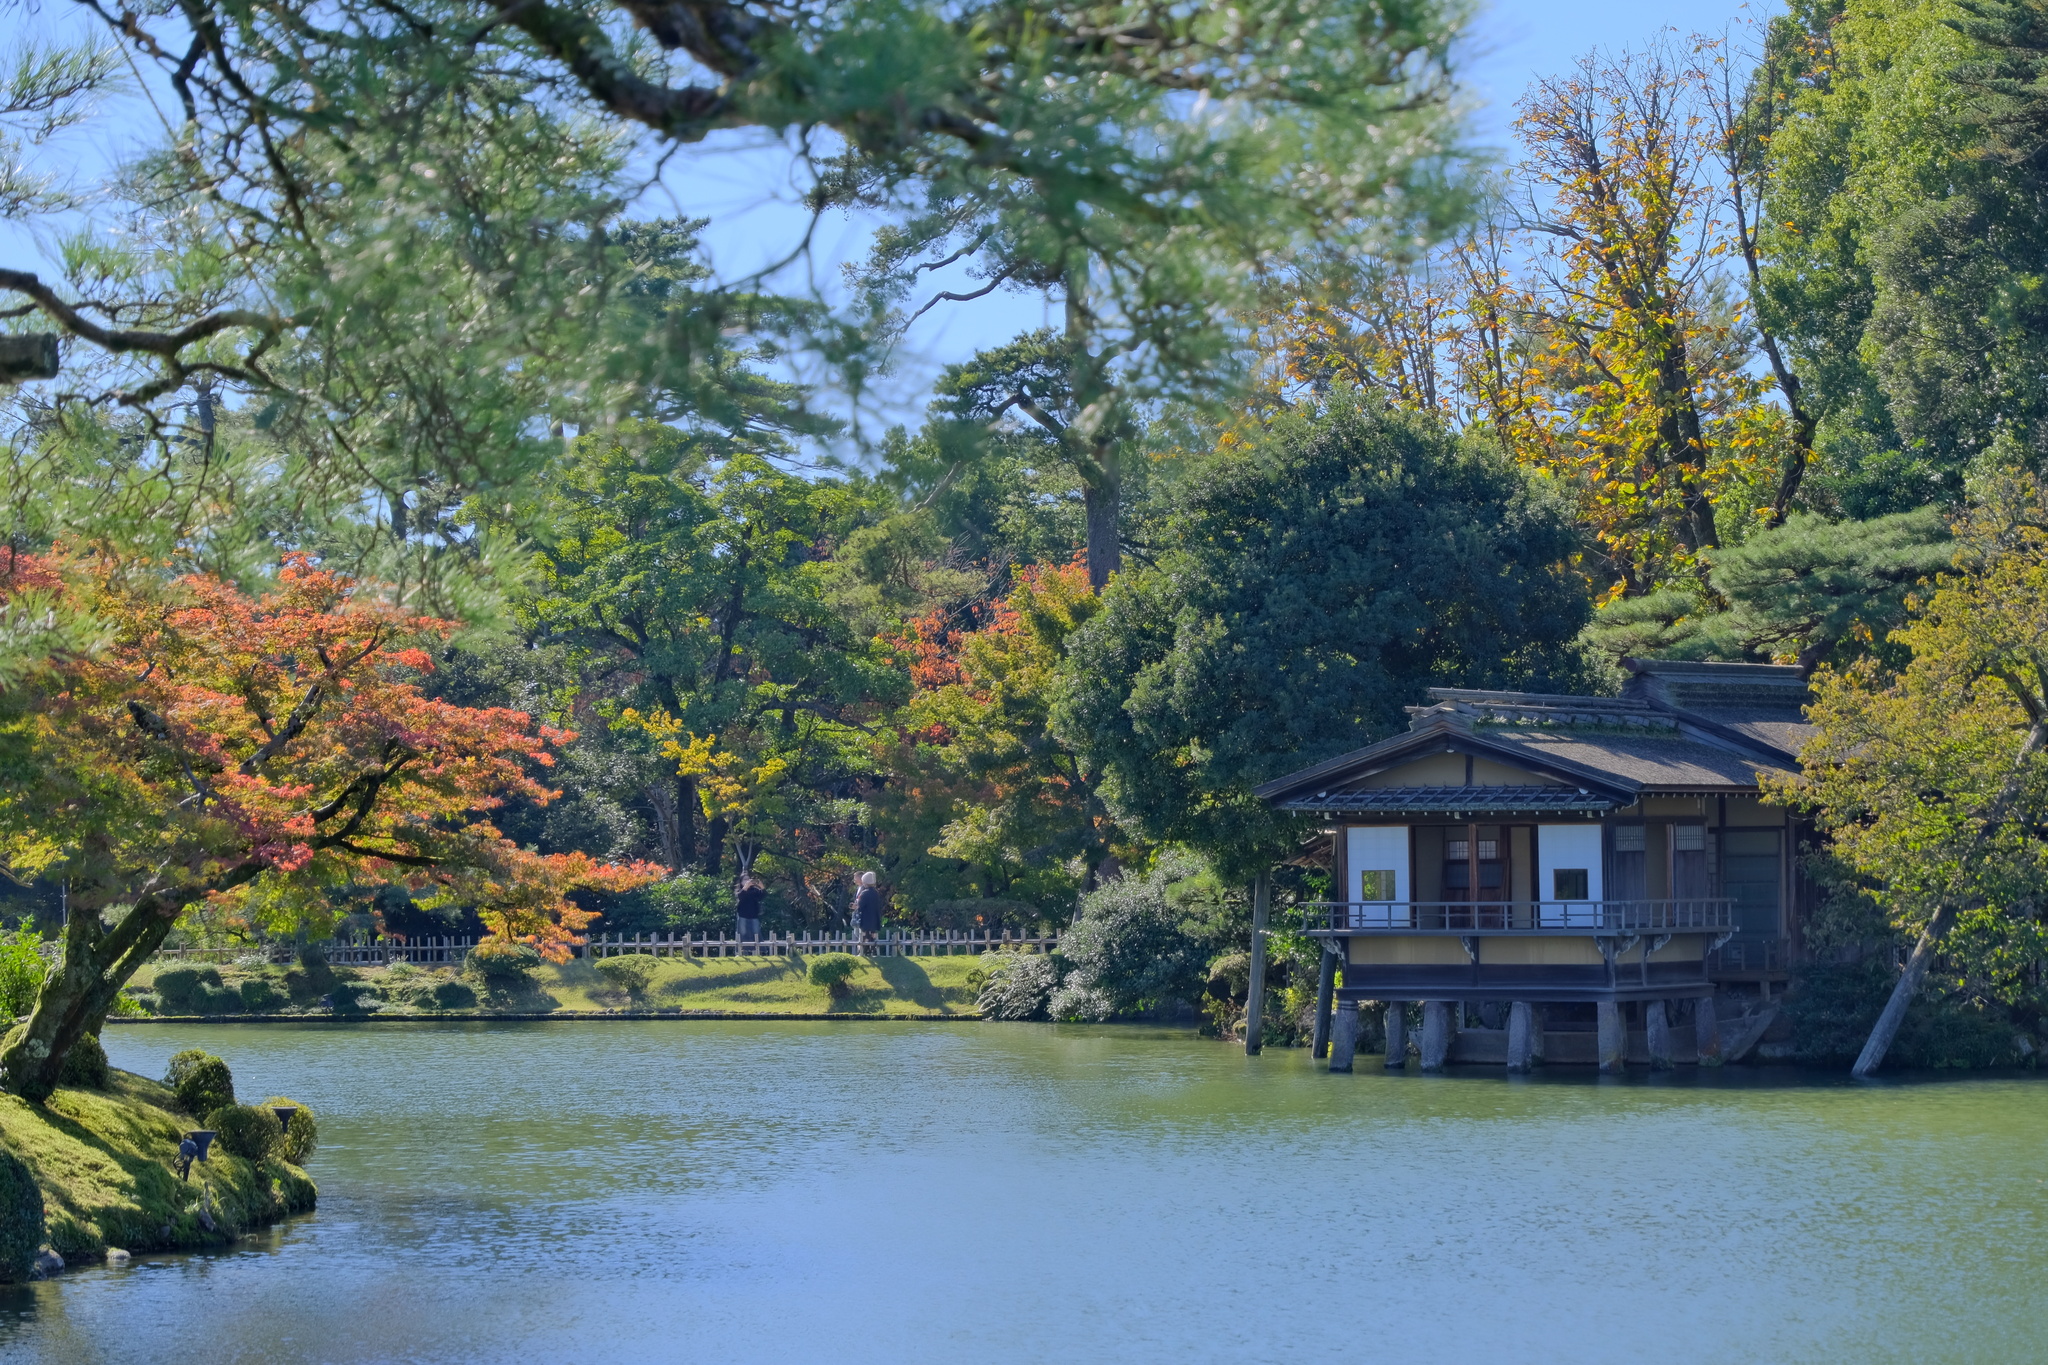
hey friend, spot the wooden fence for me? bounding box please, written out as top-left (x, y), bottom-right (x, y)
top-left (154, 929), bottom-right (1059, 967)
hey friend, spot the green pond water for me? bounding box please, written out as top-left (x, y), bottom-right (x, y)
top-left (1, 1022), bottom-right (2044, 1364)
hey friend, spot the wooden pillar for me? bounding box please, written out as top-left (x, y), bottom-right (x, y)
top-left (1695, 994), bottom-right (1724, 1067)
top-left (1420, 1000), bottom-right (1452, 1071)
top-left (1506, 1001), bottom-right (1536, 1074)
top-left (1244, 872), bottom-right (1270, 1056)
top-left (1638, 998), bottom-right (1671, 1072)
top-left (1647, 998), bottom-right (1674, 1071)
top-left (1597, 999), bottom-right (1625, 1074)
top-left (1311, 948), bottom-right (1338, 1060)
top-left (1384, 1002), bottom-right (1408, 1069)
top-left (1329, 1001), bottom-right (1360, 1073)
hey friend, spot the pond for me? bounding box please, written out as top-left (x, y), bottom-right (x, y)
top-left (3, 1022), bottom-right (2044, 1364)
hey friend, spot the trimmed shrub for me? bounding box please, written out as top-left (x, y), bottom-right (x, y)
top-left (258, 1096), bottom-right (319, 1165)
top-left (593, 954), bottom-right (659, 998)
top-left (167, 1050), bottom-right (235, 1116)
top-left (57, 1032), bottom-right (108, 1089)
top-left (975, 952), bottom-right (1061, 1021)
top-left (194, 983), bottom-right (245, 1014)
top-left (806, 953), bottom-right (865, 997)
top-left (330, 981), bottom-right (380, 1013)
top-left (205, 1104), bottom-right (278, 1162)
top-left (430, 978), bottom-right (477, 1010)
top-left (465, 940), bottom-right (541, 986)
top-left (153, 965), bottom-right (222, 1012)
top-left (239, 978), bottom-right (287, 1012)
top-left (0, 1150), bottom-right (42, 1283)
top-left (1050, 871), bottom-right (1207, 1021)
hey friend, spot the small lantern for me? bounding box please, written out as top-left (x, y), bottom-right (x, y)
top-left (272, 1106), bottom-right (299, 1132)
top-left (188, 1130), bottom-right (216, 1161)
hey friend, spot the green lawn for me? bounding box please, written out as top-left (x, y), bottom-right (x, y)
top-left (128, 951), bottom-right (992, 1017)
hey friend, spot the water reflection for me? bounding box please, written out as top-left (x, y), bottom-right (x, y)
top-left (0, 1021), bottom-right (2039, 1364)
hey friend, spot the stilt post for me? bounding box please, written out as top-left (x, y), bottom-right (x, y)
top-left (1695, 994), bottom-right (1724, 1066)
top-left (1506, 1001), bottom-right (1535, 1074)
top-left (1243, 872), bottom-right (1270, 1056)
top-left (1646, 998), bottom-right (1674, 1070)
top-left (1329, 1001), bottom-right (1360, 1073)
top-left (1311, 947), bottom-right (1338, 1060)
top-left (1384, 1001), bottom-right (1408, 1069)
top-left (1597, 999), bottom-right (1625, 1074)
top-left (1420, 1000), bottom-right (1452, 1071)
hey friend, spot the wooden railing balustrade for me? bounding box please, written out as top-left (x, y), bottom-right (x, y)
top-left (151, 928), bottom-right (1060, 967)
top-left (1301, 899), bottom-right (1736, 934)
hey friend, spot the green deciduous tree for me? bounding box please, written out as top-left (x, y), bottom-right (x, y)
top-left (1053, 395), bottom-right (1593, 879)
top-left (1765, 471), bottom-right (2048, 1074)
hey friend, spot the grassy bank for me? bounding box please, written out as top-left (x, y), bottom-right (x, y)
top-left (0, 1069), bottom-right (315, 1262)
top-left (125, 952), bottom-right (988, 1019)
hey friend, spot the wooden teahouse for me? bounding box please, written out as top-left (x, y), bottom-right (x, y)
top-left (1253, 660), bottom-right (1813, 1072)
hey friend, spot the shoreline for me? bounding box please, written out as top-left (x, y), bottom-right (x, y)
top-left (108, 1010), bottom-right (988, 1024)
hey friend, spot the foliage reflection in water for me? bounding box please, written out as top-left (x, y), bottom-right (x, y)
top-left (1, 1022), bottom-right (2042, 1364)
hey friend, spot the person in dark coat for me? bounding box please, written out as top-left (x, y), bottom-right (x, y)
top-left (852, 871), bottom-right (883, 948)
top-left (735, 875), bottom-right (766, 942)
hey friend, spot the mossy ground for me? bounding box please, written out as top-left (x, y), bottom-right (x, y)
top-left (127, 952), bottom-right (990, 1018)
top-left (0, 1068), bottom-right (315, 1260)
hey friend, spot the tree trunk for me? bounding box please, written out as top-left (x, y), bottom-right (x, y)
top-left (1853, 906), bottom-right (1958, 1079)
top-left (3, 879), bottom-right (234, 1100)
top-left (1311, 947), bottom-right (1337, 1059)
top-left (1082, 466), bottom-right (1120, 592)
top-left (702, 814), bottom-right (727, 877)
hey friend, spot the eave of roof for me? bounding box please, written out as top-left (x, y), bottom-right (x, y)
top-left (1275, 784), bottom-right (1618, 816)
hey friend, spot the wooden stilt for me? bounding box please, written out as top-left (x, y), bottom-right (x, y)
top-left (1420, 1000), bottom-right (1452, 1071)
top-left (1329, 1001), bottom-right (1359, 1073)
top-left (1506, 1001), bottom-right (1535, 1074)
top-left (1647, 998), bottom-right (1674, 1070)
top-left (1695, 994), bottom-right (1724, 1066)
top-left (1384, 1002), bottom-right (1408, 1069)
top-left (1597, 999), bottom-right (1625, 1074)
top-left (1311, 949), bottom-right (1337, 1060)
top-left (1243, 872), bottom-right (1270, 1056)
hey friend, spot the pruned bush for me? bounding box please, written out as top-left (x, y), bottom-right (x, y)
top-left (167, 1050), bottom-right (235, 1116)
top-left (466, 940), bottom-right (541, 985)
top-left (58, 1032), bottom-right (108, 1089)
top-left (193, 982), bottom-right (244, 1014)
top-left (205, 1104), bottom-right (277, 1162)
top-left (259, 1096), bottom-right (319, 1165)
top-left (283, 947), bottom-right (336, 1005)
top-left (806, 953), bottom-right (865, 997)
top-left (975, 953), bottom-right (1061, 1021)
top-left (593, 954), bottom-right (659, 998)
top-left (239, 978), bottom-right (287, 1012)
top-left (330, 981), bottom-right (380, 1013)
top-left (430, 978), bottom-right (476, 1010)
top-left (1051, 871), bottom-right (1208, 1021)
top-left (153, 965), bottom-right (222, 1012)
top-left (0, 1150), bottom-right (42, 1283)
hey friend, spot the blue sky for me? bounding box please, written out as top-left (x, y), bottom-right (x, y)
top-left (663, 0), bottom-right (1767, 433)
top-left (5, 0), bottom-right (1763, 432)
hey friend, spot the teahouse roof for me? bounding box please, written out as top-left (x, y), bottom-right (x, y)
top-left (1254, 660), bottom-right (1812, 817)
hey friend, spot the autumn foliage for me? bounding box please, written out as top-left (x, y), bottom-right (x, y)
top-left (0, 553), bottom-right (657, 1096)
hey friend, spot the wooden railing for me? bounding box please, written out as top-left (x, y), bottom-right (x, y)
top-left (1301, 899), bottom-right (1735, 934)
top-left (154, 929), bottom-right (1059, 966)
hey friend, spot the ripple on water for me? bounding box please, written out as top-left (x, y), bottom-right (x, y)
top-left (0, 1021), bottom-right (2038, 1365)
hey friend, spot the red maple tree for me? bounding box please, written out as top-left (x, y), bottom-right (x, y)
top-left (0, 553), bottom-right (658, 1099)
